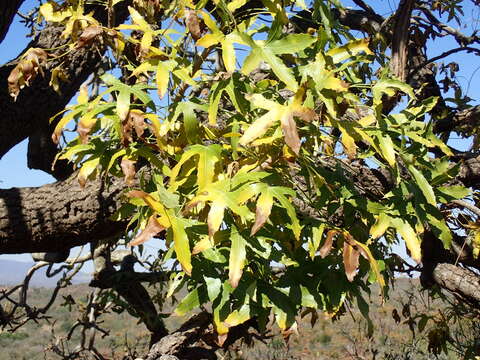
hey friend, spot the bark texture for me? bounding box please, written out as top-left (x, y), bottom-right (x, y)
top-left (0, 175), bottom-right (127, 253)
top-left (432, 263), bottom-right (480, 304)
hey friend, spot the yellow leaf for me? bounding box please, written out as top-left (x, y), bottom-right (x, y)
top-left (77, 157), bottom-right (100, 188)
top-left (221, 38), bottom-right (236, 73)
top-left (251, 189), bottom-right (274, 235)
top-left (377, 135), bottom-right (396, 167)
top-left (239, 107), bottom-right (283, 146)
top-left (370, 213), bottom-right (391, 239)
top-left (208, 201), bottom-right (226, 238)
top-left (127, 190), bottom-right (169, 218)
top-left (343, 134), bottom-right (357, 160)
top-left (197, 33), bottom-right (223, 48)
top-left (156, 62), bottom-right (170, 99)
top-left (77, 84), bottom-right (89, 104)
top-left (40, 1), bottom-right (71, 22)
top-left (140, 31), bottom-right (153, 55)
top-left (322, 74), bottom-right (349, 92)
top-left (128, 6), bottom-right (150, 31)
top-left (392, 218), bottom-right (422, 263)
top-left (224, 304), bottom-right (250, 327)
top-left (227, 0), bottom-right (248, 12)
top-left (192, 235), bottom-right (214, 255)
top-left (170, 216), bottom-right (192, 275)
top-left (228, 231), bottom-right (246, 288)
top-left (326, 38), bottom-right (373, 64)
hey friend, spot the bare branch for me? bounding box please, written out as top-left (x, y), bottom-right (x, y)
top-left (452, 199), bottom-right (480, 217)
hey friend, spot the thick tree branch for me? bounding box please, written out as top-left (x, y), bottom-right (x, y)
top-left (434, 105), bottom-right (480, 135)
top-left (0, 174), bottom-right (127, 254)
top-left (391, 0), bottom-right (415, 81)
top-left (0, 0), bottom-right (25, 45)
top-left (432, 263), bottom-right (480, 304)
top-left (0, 1), bottom-right (131, 170)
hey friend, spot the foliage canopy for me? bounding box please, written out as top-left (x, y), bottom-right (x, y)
top-left (2, 0), bottom-right (480, 358)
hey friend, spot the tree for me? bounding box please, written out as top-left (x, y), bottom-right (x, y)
top-left (1, 0), bottom-right (480, 358)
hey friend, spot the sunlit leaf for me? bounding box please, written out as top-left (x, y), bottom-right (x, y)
top-left (228, 230), bottom-right (246, 288)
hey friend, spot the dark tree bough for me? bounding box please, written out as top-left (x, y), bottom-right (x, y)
top-left (0, 1), bottom-right (480, 359)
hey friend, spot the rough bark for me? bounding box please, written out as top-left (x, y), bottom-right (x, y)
top-left (432, 263), bottom-right (480, 304)
top-left (390, 0), bottom-right (415, 81)
top-left (145, 312), bottom-right (257, 360)
top-left (0, 26), bottom-right (100, 160)
top-left (0, 0), bottom-right (24, 45)
top-left (0, 174), bottom-right (127, 253)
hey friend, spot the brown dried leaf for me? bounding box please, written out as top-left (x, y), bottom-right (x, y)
top-left (250, 190), bottom-right (273, 236)
top-left (127, 190), bottom-right (148, 198)
top-left (128, 215), bottom-right (164, 247)
top-left (319, 230), bottom-right (337, 258)
top-left (292, 108), bottom-right (318, 123)
top-left (20, 61), bottom-right (35, 83)
top-left (77, 25), bottom-right (103, 48)
top-left (216, 333), bottom-right (228, 347)
top-left (129, 110), bottom-right (146, 138)
top-left (280, 113), bottom-right (301, 155)
top-left (7, 67), bottom-right (22, 100)
top-left (121, 116), bottom-right (134, 147)
top-left (185, 9), bottom-right (203, 41)
top-left (343, 240), bottom-right (360, 282)
top-left (282, 322), bottom-right (298, 343)
top-left (121, 157), bottom-right (136, 185)
top-left (24, 48), bottom-right (48, 79)
top-left (8, 48), bottom-right (48, 100)
top-left (77, 119), bottom-right (95, 144)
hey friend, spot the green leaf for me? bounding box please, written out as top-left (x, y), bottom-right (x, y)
top-left (166, 272), bottom-right (185, 298)
top-left (270, 187), bottom-right (302, 240)
top-left (204, 276), bottom-right (222, 301)
top-left (267, 34), bottom-right (316, 55)
top-left (174, 286), bottom-right (208, 316)
top-left (208, 81), bottom-right (228, 126)
top-left (261, 47), bottom-right (298, 91)
top-left (372, 79), bottom-right (415, 106)
top-left (170, 215), bottom-right (192, 275)
top-left (169, 144), bottom-right (222, 191)
top-left (408, 165), bottom-right (437, 206)
top-left (376, 134), bottom-right (396, 167)
top-left (436, 185), bottom-right (470, 202)
top-left (309, 224), bottom-right (325, 259)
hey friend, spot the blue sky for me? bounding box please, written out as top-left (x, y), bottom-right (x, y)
top-left (0, 0), bottom-right (478, 267)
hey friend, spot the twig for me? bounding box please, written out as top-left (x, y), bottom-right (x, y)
top-left (452, 199), bottom-right (480, 218)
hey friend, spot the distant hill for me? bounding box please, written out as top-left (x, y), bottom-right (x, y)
top-left (0, 259), bottom-right (90, 287)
